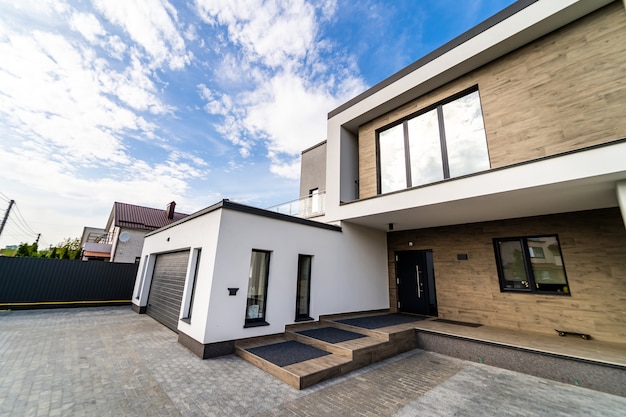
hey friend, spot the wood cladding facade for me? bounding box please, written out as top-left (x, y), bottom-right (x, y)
top-left (358, 2), bottom-right (626, 199)
top-left (387, 208), bottom-right (626, 344)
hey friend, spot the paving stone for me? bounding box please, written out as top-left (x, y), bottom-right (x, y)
top-left (0, 307), bottom-right (624, 417)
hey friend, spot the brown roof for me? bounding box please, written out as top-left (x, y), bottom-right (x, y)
top-left (113, 202), bottom-right (188, 231)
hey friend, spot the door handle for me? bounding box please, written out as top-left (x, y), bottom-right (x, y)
top-left (416, 266), bottom-right (421, 298)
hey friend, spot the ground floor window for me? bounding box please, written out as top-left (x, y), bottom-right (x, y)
top-left (245, 249), bottom-right (271, 327)
top-left (493, 235), bottom-right (570, 295)
top-left (182, 248), bottom-right (201, 321)
top-left (295, 254), bottom-right (313, 321)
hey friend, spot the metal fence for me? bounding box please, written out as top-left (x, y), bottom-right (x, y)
top-left (0, 257), bottom-right (138, 309)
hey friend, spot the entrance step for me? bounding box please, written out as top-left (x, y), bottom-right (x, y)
top-left (235, 312), bottom-right (426, 389)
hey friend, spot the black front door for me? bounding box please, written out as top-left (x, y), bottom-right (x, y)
top-left (396, 250), bottom-right (437, 316)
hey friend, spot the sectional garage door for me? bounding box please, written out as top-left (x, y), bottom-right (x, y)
top-left (146, 250), bottom-right (190, 332)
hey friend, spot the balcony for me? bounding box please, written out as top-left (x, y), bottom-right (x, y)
top-left (267, 191), bottom-right (325, 219)
top-left (82, 232), bottom-right (113, 259)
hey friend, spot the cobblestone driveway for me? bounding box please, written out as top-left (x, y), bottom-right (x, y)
top-left (0, 307), bottom-right (624, 416)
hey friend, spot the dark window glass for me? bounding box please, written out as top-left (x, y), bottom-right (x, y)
top-left (494, 235), bottom-right (570, 295)
top-left (295, 255), bottom-right (312, 321)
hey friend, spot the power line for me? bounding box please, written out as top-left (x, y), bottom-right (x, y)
top-left (6, 218), bottom-right (38, 238)
top-left (12, 202), bottom-right (38, 236)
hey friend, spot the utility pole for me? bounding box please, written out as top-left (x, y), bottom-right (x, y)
top-left (35, 233), bottom-right (41, 244)
top-left (0, 199), bottom-right (15, 240)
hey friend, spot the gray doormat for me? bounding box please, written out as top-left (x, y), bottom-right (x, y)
top-left (246, 340), bottom-right (331, 367)
top-left (433, 318), bottom-right (482, 327)
top-left (297, 327), bottom-right (366, 344)
top-left (336, 314), bottom-right (426, 329)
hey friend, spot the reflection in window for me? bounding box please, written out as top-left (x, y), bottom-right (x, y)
top-left (407, 109), bottom-right (443, 186)
top-left (245, 250), bottom-right (271, 326)
top-left (442, 91), bottom-right (490, 177)
top-left (379, 123), bottom-right (406, 194)
top-left (494, 235), bottom-right (570, 295)
top-left (377, 88), bottom-right (489, 194)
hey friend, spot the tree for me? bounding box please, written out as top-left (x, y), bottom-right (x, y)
top-left (13, 237), bottom-right (81, 259)
top-left (15, 242), bottom-right (38, 257)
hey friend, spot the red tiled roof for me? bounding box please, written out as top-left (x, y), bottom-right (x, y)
top-left (113, 202), bottom-right (188, 231)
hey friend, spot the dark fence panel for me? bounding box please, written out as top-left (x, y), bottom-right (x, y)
top-left (0, 257), bottom-right (138, 309)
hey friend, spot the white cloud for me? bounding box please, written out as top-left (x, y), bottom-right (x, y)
top-left (104, 35), bottom-right (127, 60)
top-left (244, 71), bottom-right (335, 155)
top-left (268, 151), bottom-right (300, 179)
top-left (69, 12), bottom-right (106, 43)
top-left (194, 0), bottom-right (365, 177)
top-left (196, 0), bottom-right (323, 69)
top-left (93, 0), bottom-right (191, 70)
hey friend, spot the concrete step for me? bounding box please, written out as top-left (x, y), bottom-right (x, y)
top-left (235, 313), bottom-right (424, 389)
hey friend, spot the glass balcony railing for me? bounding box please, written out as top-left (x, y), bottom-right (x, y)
top-left (266, 191), bottom-right (325, 219)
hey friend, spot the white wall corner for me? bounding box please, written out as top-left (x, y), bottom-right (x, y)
top-left (616, 180), bottom-right (626, 230)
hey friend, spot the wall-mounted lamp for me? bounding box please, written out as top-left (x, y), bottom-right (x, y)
top-left (388, 223), bottom-right (394, 231)
top-left (228, 287), bottom-right (239, 296)
top-left (408, 242), bottom-right (413, 247)
top-left (166, 237), bottom-right (170, 242)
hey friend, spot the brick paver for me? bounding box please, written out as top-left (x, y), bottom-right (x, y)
top-left (0, 307), bottom-right (624, 417)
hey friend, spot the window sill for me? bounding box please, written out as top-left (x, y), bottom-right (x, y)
top-left (180, 317), bottom-right (191, 324)
top-left (244, 321), bottom-right (269, 328)
top-left (501, 289), bottom-right (571, 296)
top-left (295, 316), bottom-right (314, 322)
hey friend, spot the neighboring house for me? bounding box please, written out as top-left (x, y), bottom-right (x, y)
top-left (82, 202), bottom-right (187, 263)
top-left (80, 226), bottom-right (110, 261)
top-left (132, 0), bottom-right (626, 359)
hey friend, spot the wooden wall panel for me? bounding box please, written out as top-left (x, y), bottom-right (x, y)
top-left (359, 3), bottom-right (626, 199)
top-left (387, 208), bottom-right (626, 344)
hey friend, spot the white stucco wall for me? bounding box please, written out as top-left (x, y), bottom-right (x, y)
top-left (132, 208), bottom-right (223, 343)
top-left (202, 209), bottom-right (388, 344)
top-left (132, 203), bottom-right (389, 346)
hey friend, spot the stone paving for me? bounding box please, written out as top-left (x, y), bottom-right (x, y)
top-left (0, 307), bottom-right (624, 417)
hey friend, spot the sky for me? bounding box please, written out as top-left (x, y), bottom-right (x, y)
top-left (0, 0), bottom-right (515, 249)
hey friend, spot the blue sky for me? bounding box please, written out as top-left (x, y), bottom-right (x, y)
top-left (0, 0), bottom-right (514, 249)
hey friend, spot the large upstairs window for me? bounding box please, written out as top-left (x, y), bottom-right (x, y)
top-left (377, 88), bottom-right (490, 194)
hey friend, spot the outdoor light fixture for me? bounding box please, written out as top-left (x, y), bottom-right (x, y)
top-left (228, 288), bottom-right (239, 296)
top-left (388, 223), bottom-right (394, 231)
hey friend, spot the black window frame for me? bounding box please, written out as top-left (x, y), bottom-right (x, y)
top-left (182, 248), bottom-right (201, 321)
top-left (244, 249), bottom-right (271, 328)
top-left (376, 85), bottom-right (489, 194)
top-left (493, 235), bottom-right (571, 296)
top-left (295, 254), bottom-right (313, 322)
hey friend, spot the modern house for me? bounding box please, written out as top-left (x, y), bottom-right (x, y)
top-left (132, 0), bottom-right (626, 369)
top-left (82, 202), bottom-right (187, 263)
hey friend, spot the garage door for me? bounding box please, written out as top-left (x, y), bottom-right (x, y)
top-left (146, 250), bottom-right (190, 332)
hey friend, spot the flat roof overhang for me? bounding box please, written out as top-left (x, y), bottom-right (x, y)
top-left (333, 140), bottom-right (626, 232)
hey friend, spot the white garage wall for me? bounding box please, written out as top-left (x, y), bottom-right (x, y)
top-left (132, 207), bottom-right (223, 343)
top-left (133, 202), bottom-right (389, 346)
top-left (202, 209), bottom-right (389, 344)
